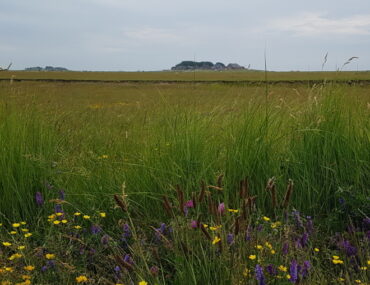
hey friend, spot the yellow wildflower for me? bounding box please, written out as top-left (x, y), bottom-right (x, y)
top-left (212, 236), bottom-right (221, 245)
top-left (355, 280), bottom-right (362, 284)
top-left (24, 233), bottom-right (32, 238)
top-left (56, 213), bottom-right (63, 217)
top-left (12, 223), bottom-right (21, 228)
top-left (18, 245), bottom-right (26, 250)
top-left (21, 229), bottom-right (29, 232)
top-left (243, 268), bottom-right (250, 277)
top-left (228, 209), bottom-right (239, 213)
top-left (10, 231), bottom-right (17, 235)
top-left (332, 255), bottom-right (340, 260)
top-left (83, 215), bottom-right (90, 220)
top-left (314, 248), bottom-right (320, 252)
top-left (270, 250), bottom-right (276, 254)
top-left (1, 281), bottom-right (12, 285)
top-left (74, 212), bottom-right (81, 216)
top-left (101, 155), bottom-right (108, 159)
top-left (256, 245), bottom-right (263, 250)
top-left (22, 275), bottom-right (31, 280)
top-left (0, 223), bottom-right (2, 226)
top-left (45, 253), bottom-right (55, 259)
top-left (271, 221), bottom-right (281, 228)
top-left (21, 222), bottom-right (26, 225)
top-left (263, 216), bottom-right (270, 222)
top-left (48, 214), bottom-right (56, 219)
top-left (249, 255), bottom-right (256, 260)
top-left (5, 267), bottom-right (14, 272)
top-left (338, 277), bottom-right (345, 282)
top-left (24, 266), bottom-right (35, 271)
top-left (8, 253), bottom-right (22, 260)
top-left (278, 265), bottom-right (287, 272)
top-left (74, 225), bottom-right (82, 229)
top-left (367, 260), bottom-right (370, 265)
top-left (138, 281), bottom-right (148, 285)
top-left (360, 266), bottom-right (367, 270)
top-left (332, 259), bottom-right (344, 264)
top-left (210, 225), bottom-right (222, 231)
top-left (2, 242), bottom-right (12, 247)
top-left (76, 275), bottom-right (88, 283)
top-left (265, 242), bottom-right (272, 249)
top-left (53, 220), bottom-right (61, 225)
top-left (286, 274), bottom-right (291, 279)
top-left (61, 219), bottom-right (68, 224)
top-left (99, 212), bottom-right (106, 218)
top-left (18, 280), bottom-right (31, 285)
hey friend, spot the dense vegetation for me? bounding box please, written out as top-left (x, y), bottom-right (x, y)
top-left (0, 78), bottom-right (369, 284)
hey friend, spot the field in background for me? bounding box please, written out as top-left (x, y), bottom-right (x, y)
top-left (0, 76), bottom-right (369, 284)
top-left (1, 70), bottom-right (370, 82)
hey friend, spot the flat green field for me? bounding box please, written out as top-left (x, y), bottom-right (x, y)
top-left (1, 70), bottom-right (370, 82)
top-left (0, 77), bottom-right (369, 284)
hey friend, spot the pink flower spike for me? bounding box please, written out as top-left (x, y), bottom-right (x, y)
top-left (185, 200), bottom-right (194, 208)
top-left (218, 202), bottom-right (225, 215)
top-left (190, 220), bottom-right (198, 228)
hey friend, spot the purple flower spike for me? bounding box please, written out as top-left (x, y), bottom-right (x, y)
top-left (114, 265), bottom-right (121, 273)
top-left (218, 202), bottom-right (225, 215)
top-left (301, 260), bottom-right (311, 278)
top-left (91, 224), bottom-right (102, 235)
top-left (159, 223), bottom-right (166, 233)
top-left (114, 265), bottom-right (121, 279)
top-left (339, 240), bottom-right (357, 257)
top-left (292, 210), bottom-right (303, 228)
top-left (150, 265), bottom-right (159, 276)
top-left (266, 264), bottom-right (277, 276)
top-left (123, 254), bottom-right (134, 265)
top-left (306, 216), bottom-right (314, 234)
top-left (190, 220), bottom-right (198, 229)
top-left (300, 232), bottom-right (309, 247)
top-left (185, 200), bottom-right (194, 208)
top-left (289, 260), bottom-right (298, 283)
top-left (123, 224), bottom-right (131, 239)
top-left (155, 223), bottom-right (167, 242)
top-left (282, 242), bottom-right (289, 255)
top-left (101, 234), bottom-right (110, 245)
top-left (59, 189), bottom-right (65, 200)
top-left (255, 264), bottom-right (265, 285)
top-left (227, 233), bottom-right (234, 245)
top-left (35, 192), bottom-right (44, 206)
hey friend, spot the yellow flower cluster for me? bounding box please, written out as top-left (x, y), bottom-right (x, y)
top-left (332, 256), bottom-right (344, 264)
top-left (212, 236), bottom-right (221, 245)
top-left (76, 275), bottom-right (88, 283)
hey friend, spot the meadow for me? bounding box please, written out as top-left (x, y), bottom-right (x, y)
top-left (0, 73), bottom-right (369, 284)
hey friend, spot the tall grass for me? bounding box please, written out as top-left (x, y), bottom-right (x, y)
top-left (0, 82), bottom-right (368, 224)
top-left (0, 103), bottom-right (57, 219)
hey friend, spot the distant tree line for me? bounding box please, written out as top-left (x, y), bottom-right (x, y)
top-left (171, 61), bottom-right (246, 71)
top-left (25, 66), bottom-right (69, 71)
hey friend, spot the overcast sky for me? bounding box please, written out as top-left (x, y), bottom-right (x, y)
top-left (1, 0), bottom-right (369, 71)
